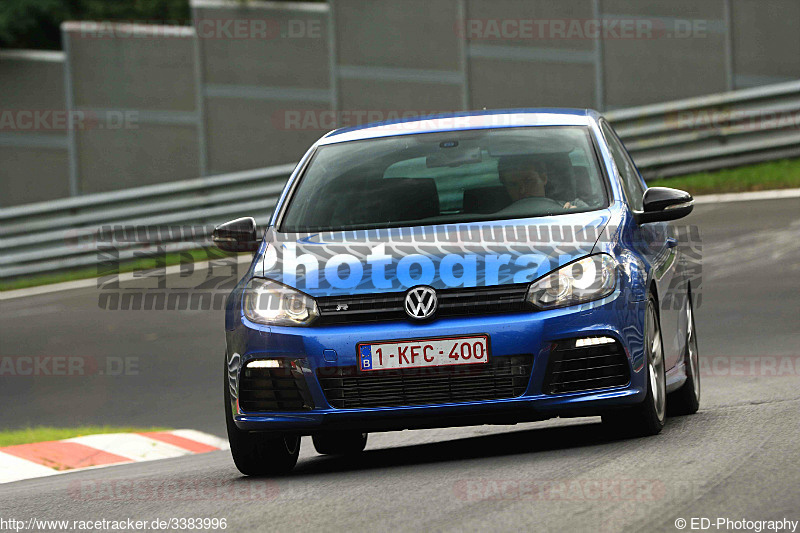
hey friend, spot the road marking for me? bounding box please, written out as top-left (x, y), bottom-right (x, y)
top-left (0, 429), bottom-right (227, 484)
top-left (65, 433), bottom-right (196, 462)
top-left (169, 429), bottom-right (230, 450)
top-left (0, 451), bottom-right (62, 483)
top-left (139, 432), bottom-right (219, 454)
top-left (693, 187), bottom-right (800, 204)
top-left (1, 441), bottom-right (131, 471)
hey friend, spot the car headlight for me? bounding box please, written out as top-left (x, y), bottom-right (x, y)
top-left (243, 278), bottom-right (319, 326)
top-left (526, 254), bottom-right (617, 309)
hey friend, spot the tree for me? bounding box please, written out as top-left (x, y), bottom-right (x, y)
top-left (0, 0), bottom-right (325, 50)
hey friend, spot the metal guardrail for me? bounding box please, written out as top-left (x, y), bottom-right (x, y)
top-left (607, 79), bottom-right (800, 178)
top-left (1, 80), bottom-right (799, 280)
top-left (0, 164), bottom-right (295, 279)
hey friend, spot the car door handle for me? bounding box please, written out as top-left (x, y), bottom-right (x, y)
top-left (666, 237), bottom-right (678, 248)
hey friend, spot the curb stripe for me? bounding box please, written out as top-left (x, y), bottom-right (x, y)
top-left (170, 429), bottom-right (230, 449)
top-left (0, 451), bottom-right (60, 483)
top-left (1, 441), bottom-right (131, 471)
top-left (66, 433), bottom-right (196, 462)
top-left (139, 432), bottom-right (219, 454)
top-left (0, 429), bottom-right (227, 484)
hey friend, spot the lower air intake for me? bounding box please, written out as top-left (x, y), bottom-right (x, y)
top-left (238, 361), bottom-right (313, 412)
top-left (543, 338), bottom-right (630, 394)
top-left (317, 355), bottom-right (533, 409)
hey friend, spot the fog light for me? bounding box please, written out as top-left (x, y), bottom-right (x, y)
top-left (246, 359), bottom-right (281, 369)
top-left (575, 336), bottom-right (615, 348)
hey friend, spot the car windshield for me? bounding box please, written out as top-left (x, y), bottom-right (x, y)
top-left (279, 126), bottom-right (608, 232)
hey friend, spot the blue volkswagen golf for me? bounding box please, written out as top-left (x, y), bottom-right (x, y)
top-left (214, 109), bottom-right (701, 475)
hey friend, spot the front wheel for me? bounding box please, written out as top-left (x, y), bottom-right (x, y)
top-left (602, 296), bottom-right (666, 437)
top-left (224, 362), bottom-right (300, 475)
top-left (667, 291), bottom-right (701, 416)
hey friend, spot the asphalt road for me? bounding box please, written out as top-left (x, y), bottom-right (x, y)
top-left (1, 197), bottom-right (799, 532)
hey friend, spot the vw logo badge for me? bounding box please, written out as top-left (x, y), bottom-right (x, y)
top-left (404, 286), bottom-right (437, 320)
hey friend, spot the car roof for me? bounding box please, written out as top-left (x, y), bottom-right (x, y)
top-left (318, 108), bottom-right (602, 145)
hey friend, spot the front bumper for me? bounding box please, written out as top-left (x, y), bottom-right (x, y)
top-left (227, 293), bottom-right (648, 434)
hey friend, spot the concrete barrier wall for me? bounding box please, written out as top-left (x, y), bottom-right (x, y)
top-left (730, 0), bottom-right (800, 89)
top-left (330, 0), bottom-right (467, 124)
top-left (62, 22), bottom-right (202, 195)
top-left (192, 0), bottom-right (332, 173)
top-left (601, 0), bottom-right (729, 109)
top-left (464, 0), bottom-right (598, 110)
top-left (0, 50), bottom-right (71, 206)
top-left (2, 0), bottom-right (800, 206)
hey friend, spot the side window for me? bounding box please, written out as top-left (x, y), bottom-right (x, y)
top-left (600, 120), bottom-right (645, 210)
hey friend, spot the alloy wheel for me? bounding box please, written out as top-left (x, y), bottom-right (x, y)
top-left (646, 301), bottom-right (666, 423)
top-left (687, 302), bottom-right (701, 402)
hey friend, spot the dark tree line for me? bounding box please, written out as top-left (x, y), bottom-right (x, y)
top-left (0, 0), bottom-right (324, 50)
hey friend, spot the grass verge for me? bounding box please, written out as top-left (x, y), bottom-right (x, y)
top-left (0, 426), bottom-right (171, 447)
top-left (0, 248), bottom-right (245, 292)
top-left (647, 157), bottom-right (800, 195)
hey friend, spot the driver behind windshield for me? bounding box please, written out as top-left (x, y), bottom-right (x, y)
top-left (498, 156), bottom-right (587, 210)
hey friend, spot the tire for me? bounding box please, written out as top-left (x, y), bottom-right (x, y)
top-left (312, 431), bottom-right (368, 456)
top-left (224, 360), bottom-right (300, 476)
top-left (667, 290), bottom-right (701, 416)
top-left (602, 295), bottom-right (667, 437)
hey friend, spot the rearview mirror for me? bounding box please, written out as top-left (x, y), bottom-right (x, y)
top-left (212, 217), bottom-right (259, 252)
top-left (635, 187), bottom-right (693, 224)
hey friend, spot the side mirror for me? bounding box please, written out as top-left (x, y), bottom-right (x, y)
top-left (212, 217), bottom-right (259, 252)
top-left (635, 187), bottom-right (694, 224)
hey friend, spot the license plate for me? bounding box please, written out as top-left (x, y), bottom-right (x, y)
top-left (357, 335), bottom-right (489, 371)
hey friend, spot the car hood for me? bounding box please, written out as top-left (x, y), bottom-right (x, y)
top-left (258, 210), bottom-right (612, 298)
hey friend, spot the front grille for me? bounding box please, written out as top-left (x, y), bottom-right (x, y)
top-left (316, 284), bottom-right (530, 325)
top-left (317, 355), bottom-right (533, 409)
top-left (238, 362), bottom-right (313, 412)
top-left (543, 338), bottom-right (630, 394)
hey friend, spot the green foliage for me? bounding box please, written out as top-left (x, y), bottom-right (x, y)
top-left (0, 0), bottom-right (69, 50)
top-left (0, 0), bottom-right (326, 49)
top-left (0, 0), bottom-right (186, 49)
top-left (647, 157), bottom-right (800, 196)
